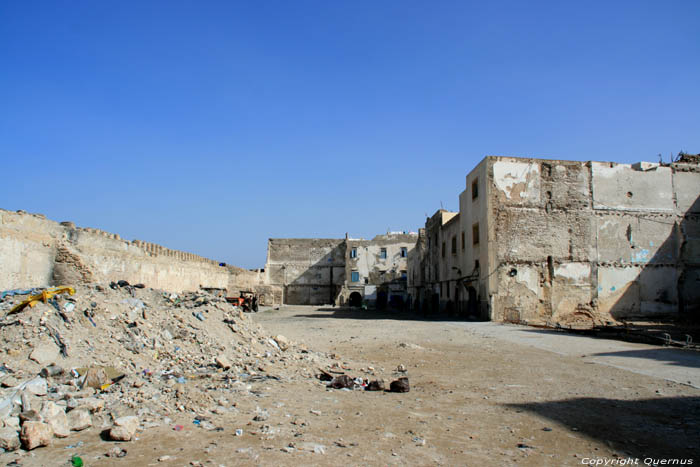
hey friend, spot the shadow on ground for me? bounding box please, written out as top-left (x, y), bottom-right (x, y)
top-left (290, 306), bottom-right (479, 322)
top-left (506, 396), bottom-right (700, 460)
top-left (589, 349), bottom-right (700, 369)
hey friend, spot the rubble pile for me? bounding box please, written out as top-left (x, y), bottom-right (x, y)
top-left (0, 284), bottom-right (339, 452)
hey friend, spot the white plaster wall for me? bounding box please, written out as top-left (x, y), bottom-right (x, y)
top-left (554, 262), bottom-right (590, 284)
top-left (591, 163), bottom-right (674, 212)
top-left (493, 161), bottom-right (541, 204)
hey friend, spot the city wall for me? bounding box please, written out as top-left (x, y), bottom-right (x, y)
top-left (0, 209), bottom-right (272, 297)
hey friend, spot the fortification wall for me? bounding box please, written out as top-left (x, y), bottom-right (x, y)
top-left (0, 209), bottom-right (270, 296)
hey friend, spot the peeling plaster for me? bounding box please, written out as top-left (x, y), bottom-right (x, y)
top-left (493, 161), bottom-right (541, 202)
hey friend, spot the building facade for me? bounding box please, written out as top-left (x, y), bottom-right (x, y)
top-left (265, 233), bottom-right (418, 307)
top-left (408, 155), bottom-right (700, 325)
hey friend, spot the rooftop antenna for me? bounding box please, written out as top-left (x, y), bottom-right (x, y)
top-left (440, 201), bottom-right (444, 210)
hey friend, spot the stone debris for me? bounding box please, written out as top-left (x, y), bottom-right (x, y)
top-left (20, 421), bottom-right (53, 450)
top-left (66, 408), bottom-right (92, 431)
top-left (109, 415), bottom-right (139, 441)
top-left (39, 401), bottom-right (70, 438)
top-left (0, 284), bottom-right (404, 454)
top-left (0, 427), bottom-right (20, 451)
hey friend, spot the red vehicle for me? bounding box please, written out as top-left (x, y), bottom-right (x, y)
top-left (226, 291), bottom-right (258, 312)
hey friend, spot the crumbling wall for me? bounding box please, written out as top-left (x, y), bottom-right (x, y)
top-left (340, 234), bottom-right (416, 306)
top-left (0, 209), bottom-right (262, 294)
top-left (487, 157), bottom-right (700, 325)
top-left (265, 238), bottom-right (345, 305)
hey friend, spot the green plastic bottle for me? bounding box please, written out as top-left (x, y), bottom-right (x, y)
top-left (71, 455), bottom-right (84, 467)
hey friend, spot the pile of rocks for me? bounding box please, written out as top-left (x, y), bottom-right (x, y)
top-left (0, 284), bottom-right (338, 452)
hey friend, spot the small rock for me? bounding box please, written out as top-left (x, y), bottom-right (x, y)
top-left (29, 343), bottom-right (59, 366)
top-left (109, 416), bottom-right (139, 441)
top-left (158, 455), bottom-right (173, 462)
top-left (39, 402), bottom-right (69, 438)
top-left (253, 407), bottom-right (269, 422)
top-left (397, 364), bottom-right (407, 373)
top-left (74, 397), bottom-right (105, 413)
top-left (83, 368), bottom-right (110, 390)
top-left (67, 409), bottom-right (92, 431)
top-left (0, 427), bottom-right (20, 451)
top-left (1, 376), bottom-right (19, 388)
top-left (215, 356), bottom-right (231, 370)
top-left (20, 421), bottom-right (53, 450)
top-left (2, 417), bottom-right (20, 431)
top-left (106, 446), bottom-right (127, 458)
top-left (273, 335), bottom-right (290, 351)
top-left (19, 410), bottom-right (41, 425)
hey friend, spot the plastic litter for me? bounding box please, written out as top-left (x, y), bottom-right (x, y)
top-left (8, 286), bottom-right (76, 315)
top-left (71, 455), bottom-right (83, 467)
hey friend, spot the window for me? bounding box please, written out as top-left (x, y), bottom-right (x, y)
top-left (401, 270), bottom-right (407, 279)
top-left (400, 247), bottom-right (407, 257)
top-left (351, 271), bottom-right (359, 282)
top-left (350, 248), bottom-right (357, 258)
top-left (441, 242), bottom-right (445, 258)
top-left (474, 260), bottom-right (480, 272)
top-left (472, 223), bottom-right (480, 245)
top-left (461, 231), bottom-right (465, 250)
top-left (451, 236), bottom-right (457, 255)
top-left (380, 248), bottom-right (387, 259)
top-left (472, 178), bottom-right (479, 199)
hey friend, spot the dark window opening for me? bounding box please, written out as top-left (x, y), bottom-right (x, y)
top-left (472, 223), bottom-right (480, 245)
top-left (380, 248), bottom-right (387, 259)
top-left (451, 236), bottom-right (457, 255)
top-left (441, 242), bottom-right (446, 258)
top-left (461, 231), bottom-right (465, 250)
top-left (472, 178), bottom-right (479, 199)
top-left (350, 248), bottom-right (357, 258)
top-left (400, 247), bottom-right (408, 257)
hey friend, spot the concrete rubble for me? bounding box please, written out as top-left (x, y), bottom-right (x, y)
top-left (0, 283), bottom-right (389, 454)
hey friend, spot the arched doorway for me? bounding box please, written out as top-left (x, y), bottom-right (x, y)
top-left (348, 292), bottom-right (362, 307)
top-left (467, 286), bottom-right (478, 317)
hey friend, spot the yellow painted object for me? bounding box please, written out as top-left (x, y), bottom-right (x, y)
top-left (7, 286), bottom-right (76, 315)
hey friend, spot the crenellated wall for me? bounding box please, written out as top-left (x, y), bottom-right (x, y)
top-left (0, 209), bottom-right (275, 298)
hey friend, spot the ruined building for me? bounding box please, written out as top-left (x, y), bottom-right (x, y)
top-left (408, 155), bottom-right (700, 325)
top-left (265, 233), bottom-right (418, 307)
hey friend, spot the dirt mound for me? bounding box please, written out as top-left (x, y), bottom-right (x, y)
top-left (0, 283), bottom-right (337, 452)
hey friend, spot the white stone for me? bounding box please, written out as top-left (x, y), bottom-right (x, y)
top-left (0, 427), bottom-right (20, 451)
top-left (67, 409), bottom-right (92, 431)
top-left (39, 401), bottom-right (69, 438)
top-left (29, 343), bottom-right (59, 366)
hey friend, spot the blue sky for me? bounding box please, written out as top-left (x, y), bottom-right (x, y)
top-left (1, 1), bottom-right (698, 268)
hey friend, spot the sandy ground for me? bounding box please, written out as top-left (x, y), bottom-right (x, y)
top-left (10, 305), bottom-right (700, 466)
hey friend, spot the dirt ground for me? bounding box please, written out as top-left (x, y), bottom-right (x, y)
top-left (10, 305), bottom-right (700, 466)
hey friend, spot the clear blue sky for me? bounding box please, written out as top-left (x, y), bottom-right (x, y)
top-left (1, 1), bottom-right (698, 268)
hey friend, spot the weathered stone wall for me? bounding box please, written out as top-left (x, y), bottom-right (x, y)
top-left (339, 233), bottom-right (416, 306)
top-left (0, 209), bottom-right (271, 296)
top-left (486, 157), bottom-right (700, 324)
top-left (265, 238), bottom-right (346, 305)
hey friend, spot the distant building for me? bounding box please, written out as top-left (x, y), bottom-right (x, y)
top-left (265, 233), bottom-right (418, 307)
top-left (409, 155), bottom-right (700, 325)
